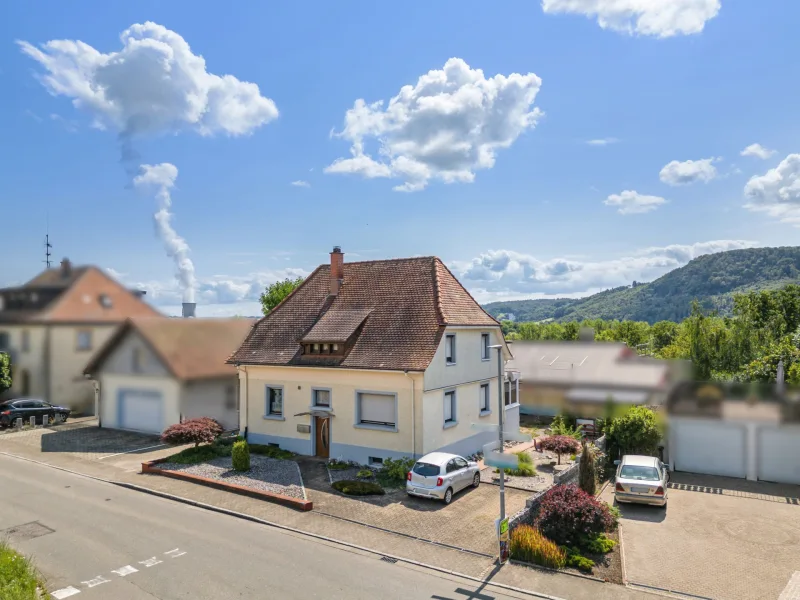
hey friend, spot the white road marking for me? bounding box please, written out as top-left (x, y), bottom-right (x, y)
top-left (51, 587), bottom-right (81, 599)
top-left (81, 575), bottom-right (110, 588)
top-left (139, 557), bottom-right (163, 567)
top-left (97, 443), bottom-right (167, 459)
top-left (111, 565), bottom-right (138, 576)
top-left (779, 571), bottom-right (800, 600)
top-left (164, 548), bottom-right (187, 558)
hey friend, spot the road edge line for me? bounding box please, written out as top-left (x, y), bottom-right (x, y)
top-left (0, 451), bottom-right (564, 600)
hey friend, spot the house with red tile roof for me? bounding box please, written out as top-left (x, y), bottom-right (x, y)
top-left (228, 247), bottom-right (515, 465)
top-left (0, 259), bottom-right (162, 412)
top-left (83, 317), bottom-right (256, 433)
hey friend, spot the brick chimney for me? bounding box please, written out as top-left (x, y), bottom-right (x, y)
top-left (60, 258), bottom-right (72, 278)
top-left (330, 246), bottom-right (344, 296)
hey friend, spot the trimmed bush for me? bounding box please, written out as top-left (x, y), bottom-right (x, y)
top-left (578, 440), bottom-right (597, 496)
top-left (249, 444), bottom-right (295, 460)
top-left (327, 459), bottom-right (352, 471)
top-left (167, 442), bottom-right (231, 464)
top-left (534, 484), bottom-right (615, 547)
top-left (566, 552), bottom-right (595, 573)
top-left (539, 435), bottom-right (582, 465)
top-left (161, 417), bottom-right (223, 447)
top-left (509, 525), bottom-right (566, 569)
top-left (356, 469), bottom-right (374, 479)
top-left (232, 439), bottom-right (250, 472)
top-left (605, 406), bottom-right (662, 464)
top-left (380, 457), bottom-right (416, 483)
top-left (332, 480), bottom-right (385, 496)
top-left (585, 533), bottom-right (616, 554)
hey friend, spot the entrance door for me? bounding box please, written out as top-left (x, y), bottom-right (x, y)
top-left (315, 416), bottom-right (330, 458)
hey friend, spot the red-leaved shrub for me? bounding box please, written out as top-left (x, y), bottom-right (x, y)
top-left (539, 435), bottom-right (581, 465)
top-left (161, 417), bottom-right (223, 447)
top-left (534, 484), bottom-right (615, 547)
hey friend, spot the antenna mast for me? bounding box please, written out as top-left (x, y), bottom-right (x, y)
top-left (44, 231), bottom-right (53, 269)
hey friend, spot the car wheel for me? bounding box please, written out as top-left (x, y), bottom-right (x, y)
top-left (443, 488), bottom-right (454, 505)
top-left (57, 413), bottom-right (67, 423)
top-left (472, 473), bottom-right (480, 488)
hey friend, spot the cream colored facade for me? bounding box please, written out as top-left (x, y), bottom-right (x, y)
top-left (98, 373), bottom-right (182, 430)
top-left (0, 323), bottom-right (117, 412)
top-left (240, 326), bottom-right (515, 464)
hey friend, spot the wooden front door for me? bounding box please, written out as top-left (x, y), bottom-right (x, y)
top-left (315, 417), bottom-right (330, 458)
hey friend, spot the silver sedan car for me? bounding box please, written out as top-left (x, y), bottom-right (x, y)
top-left (406, 452), bottom-right (481, 504)
top-left (614, 455), bottom-right (670, 508)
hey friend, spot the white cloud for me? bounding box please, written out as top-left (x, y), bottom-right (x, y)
top-left (604, 190), bottom-right (667, 214)
top-left (291, 180), bottom-right (310, 188)
top-left (452, 239), bottom-right (758, 298)
top-left (18, 22), bottom-right (278, 141)
top-left (541, 0), bottom-right (721, 38)
top-left (659, 157), bottom-right (719, 186)
top-left (49, 113), bottom-right (78, 132)
top-left (586, 137), bottom-right (618, 146)
top-left (740, 143), bottom-right (776, 160)
top-left (325, 57), bottom-right (543, 192)
top-left (744, 154), bottom-right (800, 225)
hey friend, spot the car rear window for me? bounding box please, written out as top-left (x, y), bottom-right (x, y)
top-left (412, 462), bottom-right (440, 477)
top-left (620, 465), bottom-right (660, 481)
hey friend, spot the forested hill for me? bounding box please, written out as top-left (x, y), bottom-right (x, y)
top-left (483, 246), bottom-right (800, 324)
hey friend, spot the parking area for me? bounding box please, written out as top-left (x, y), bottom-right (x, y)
top-left (299, 458), bottom-right (529, 556)
top-left (603, 472), bottom-right (800, 600)
top-left (0, 418), bottom-right (166, 462)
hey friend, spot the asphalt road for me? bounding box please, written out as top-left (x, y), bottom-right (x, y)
top-left (0, 454), bottom-right (539, 600)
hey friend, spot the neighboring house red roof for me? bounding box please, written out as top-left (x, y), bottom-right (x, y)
top-left (228, 254), bottom-right (499, 371)
top-left (0, 260), bottom-right (161, 324)
top-left (85, 317), bottom-right (257, 381)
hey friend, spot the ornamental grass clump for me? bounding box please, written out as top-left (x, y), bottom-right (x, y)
top-left (509, 525), bottom-right (566, 569)
top-left (534, 484), bottom-right (615, 547)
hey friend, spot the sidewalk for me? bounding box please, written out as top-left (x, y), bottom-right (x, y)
top-left (0, 435), bottom-right (654, 600)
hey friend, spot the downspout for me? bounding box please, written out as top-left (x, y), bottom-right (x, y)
top-left (404, 370), bottom-right (416, 458)
top-left (241, 365), bottom-right (250, 439)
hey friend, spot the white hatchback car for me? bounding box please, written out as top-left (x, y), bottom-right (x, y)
top-left (406, 452), bottom-right (481, 504)
top-left (614, 455), bottom-right (670, 508)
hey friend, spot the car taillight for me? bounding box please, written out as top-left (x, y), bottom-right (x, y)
top-left (436, 477), bottom-right (443, 487)
top-left (654, 486), bottom-right (664, 496)
top-left (615, 483), bottom-right (624, 492)
top-left (0, 411), bottom-right (10, 416)
top-left (407, 471), bottom-right (412, 481)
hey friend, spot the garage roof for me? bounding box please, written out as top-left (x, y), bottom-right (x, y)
top-left (85, 317), bottom-right (257, 381)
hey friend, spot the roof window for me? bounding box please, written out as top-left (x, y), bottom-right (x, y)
top-left (99, 294), bottom-right (113, 308)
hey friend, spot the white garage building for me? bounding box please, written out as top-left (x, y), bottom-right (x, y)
top-left (84, 316), bottom-right (255, 435)
top-left (667, 383), bottom-right (800, 486)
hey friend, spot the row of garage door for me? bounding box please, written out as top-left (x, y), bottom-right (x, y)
top-left (671, 419), bottom-right (800, 485)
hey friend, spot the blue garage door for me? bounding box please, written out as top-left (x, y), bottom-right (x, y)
top-left (119, 390), bottom-right (163, 434)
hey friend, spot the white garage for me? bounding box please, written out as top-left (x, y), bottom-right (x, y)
top-left (671, 419), bottom-right (748, 479)
top-left (118, 390), bottom-right (164, 434)
top-left (758, 425), bottom-right (800, 485)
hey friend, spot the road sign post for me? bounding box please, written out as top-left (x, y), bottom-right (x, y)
top-left (496, 517), bottom-right (510, 564)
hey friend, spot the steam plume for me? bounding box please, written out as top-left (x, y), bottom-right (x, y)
top-left (132, 163), bottom-right (196, 303)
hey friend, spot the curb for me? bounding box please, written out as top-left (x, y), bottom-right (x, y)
top-left (1, 451), bottom-right (565, 600)
top-left (509, 559), bottom-right (607, 583)
top-left (141, 459), bottom-right (312, 511)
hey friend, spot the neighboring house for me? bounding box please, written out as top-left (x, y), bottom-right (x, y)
top-left (0, 259), bottom-right (161, 412)
top-left (506, 340), bottom-right (683, 422)
top-left (666, 381), bottom-right (800, 486)
top-left (84, 317), bottom-right (256, 434)
top-left (227, 247), bottom-right (515, 466)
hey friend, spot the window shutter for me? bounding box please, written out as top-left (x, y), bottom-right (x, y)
top-left (359, 393), bottom-right (395, 426)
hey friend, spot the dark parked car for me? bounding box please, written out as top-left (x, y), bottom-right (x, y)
top-left (0, 398), bottom-right (71, 428)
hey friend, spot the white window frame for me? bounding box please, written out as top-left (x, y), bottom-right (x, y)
top-left (479, 382), bottom-right (491, 416)
top-left (76, 330), bottom-right (92, 352)
top-left (354, 390), bottom-right (398, 432)
top-left (312, 387), bottom-right (332, 409)
top-left (443, 389), bottom-right (457, 428)
top-left (264, 385), bottom-right (285, 420)
top-left (481, 333), bottom-right (490, 361)
top-left (445, 334), bottom-right (456, 366)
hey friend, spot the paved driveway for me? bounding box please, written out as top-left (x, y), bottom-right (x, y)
top-left (603, 472), bottom-right (800, 600)
top-left (300, 458), bottom-right (529, 556)
top-left (0, 418), bottom-right (164, 461)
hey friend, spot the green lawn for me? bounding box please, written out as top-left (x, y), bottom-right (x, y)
top-left (0, 541), bottom-right (45, 600)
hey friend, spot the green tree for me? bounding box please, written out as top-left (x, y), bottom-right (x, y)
top-left (259, 276), bottom-right (305, 315)
top-left (605, 406), bottom-right (663, 460)
top-left (650, 320), bottom-right (678, 352)
top-left (0, 352), bottom-right (11, 394)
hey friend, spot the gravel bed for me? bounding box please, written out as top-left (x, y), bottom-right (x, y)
top-left (479, 467), bottom-right (552, 492)
top-left (158, 455), bottom-right (306, 499)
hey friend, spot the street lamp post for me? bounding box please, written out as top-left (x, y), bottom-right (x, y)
top-left (490, 344), bottom-right (506, 521)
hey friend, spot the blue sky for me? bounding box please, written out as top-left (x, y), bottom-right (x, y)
top-left (2, 1), bottom-right (800, 316)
